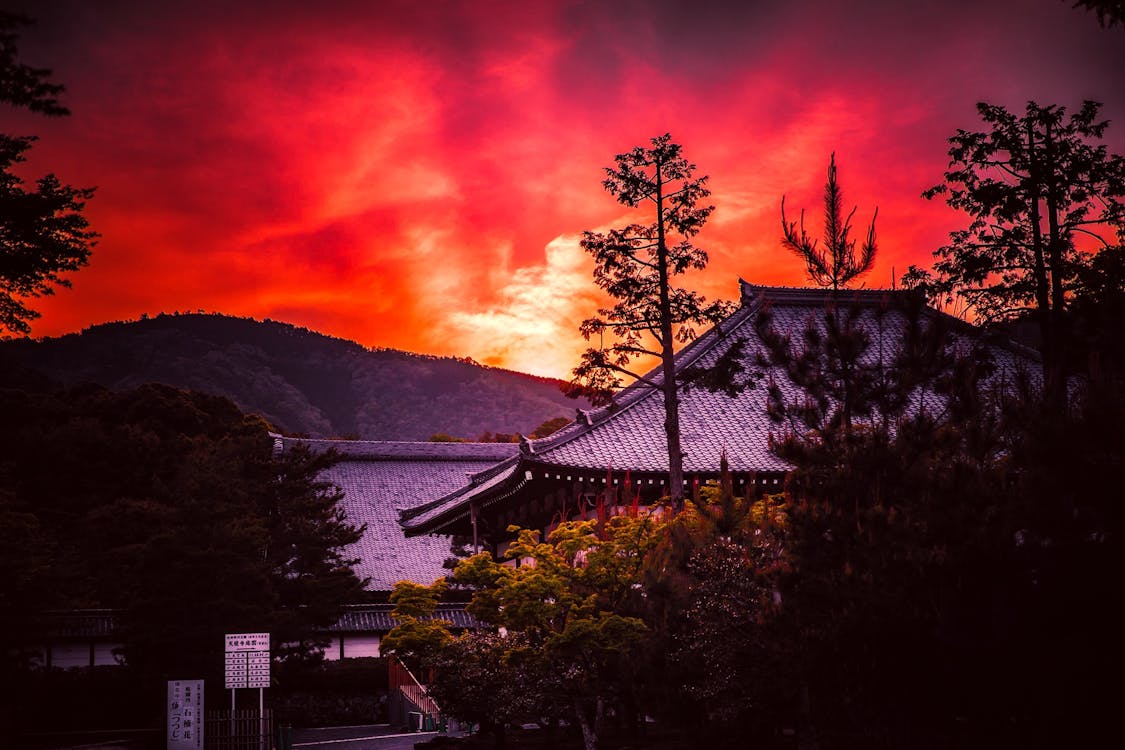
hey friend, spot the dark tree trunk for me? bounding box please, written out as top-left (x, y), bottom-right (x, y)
top-left (655, 163), bottom-right (685, 507)
top-left (573, 694), bottom-right (605, 750)
top-left (1027, 119), bottom-right (1054, 404)
top-left (1043, 120), bottom-right (1069, 417)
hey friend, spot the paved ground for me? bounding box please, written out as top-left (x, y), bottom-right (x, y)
top-left (43, 723), bottom-right (459, 750)
top-left (292, 724), bottom-right (456, 750)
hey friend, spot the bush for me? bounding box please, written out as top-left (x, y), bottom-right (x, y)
top-left (273, 657), bottom-right (388, 727)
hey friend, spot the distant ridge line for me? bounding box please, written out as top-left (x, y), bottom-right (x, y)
top-left (2, 312), bottom-right (585, 441)
top-left (47, 311), bottom-right (566, 386)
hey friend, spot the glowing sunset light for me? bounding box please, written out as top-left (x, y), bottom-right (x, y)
top-left (7, 0), bottom-right (1123, 378)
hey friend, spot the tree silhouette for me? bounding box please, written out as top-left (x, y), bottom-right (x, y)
top-left (907, 100), bottom-right (1125, 413)
top-left (0, 12), bottom-right (96, 335)
top-left (781, 152), bottom-right (878, 292)
top-left (1071, 0), bottom-right (1125, 28)
top-left (0, 384), bottom-right (367, 687)
top-left (569, 134), bottom-right (747, 506)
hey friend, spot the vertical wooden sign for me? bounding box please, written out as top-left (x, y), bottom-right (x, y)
top-left (167, 679), bottom-right (203, 749)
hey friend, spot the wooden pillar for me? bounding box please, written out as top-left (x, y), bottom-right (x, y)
top-left (471, 500), bottom-right (480, 554)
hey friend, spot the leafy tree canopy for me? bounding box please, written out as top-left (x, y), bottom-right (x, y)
top-left (395, 515), bottom-right (663, 750)
top-left (528, 415), bottom-right (571, 438)
top-left (1071, 0), bottom-right (1125, 27)
top-left (907, 100), bottom-right (1125, 410)
top-left (0, 382), bottom-right (367, 683)
top-left (0, 12), bottom-right (67, 115)
top-left (1, 12), bottom-right (97, 335)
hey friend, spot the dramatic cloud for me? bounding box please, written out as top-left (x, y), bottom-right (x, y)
top-left (439, 235), bottom-right (600, 378)
top-left (9, 0), bottom-right (1124, 376)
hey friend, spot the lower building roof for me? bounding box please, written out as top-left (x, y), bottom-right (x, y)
top-left (31, 603), bottom-right (483, 640)
top-left (274, 437), bottom-right (519, 590)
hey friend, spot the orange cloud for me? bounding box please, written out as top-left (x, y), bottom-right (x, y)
top-left (11, 0), bottom-right (1125, 378)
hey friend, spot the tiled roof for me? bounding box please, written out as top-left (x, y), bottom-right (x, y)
top-left (36, 609), bottom-right (119, 639)
top-left (328, 603), bottom-right (483, 632)
top-left (402, 280), bottom-right (1041, 535)
top-left (272, 436), bottom-right (520, 462)
top-left (31, 604), bottom-right (482, 639)
top-left (400, 455), bottom-right (525, 531)
top-left (276, 437), bottom-right (519, 590)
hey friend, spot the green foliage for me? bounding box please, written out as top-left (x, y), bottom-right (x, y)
top-left (781, 153), bottom-right (878, 291)
top-left (756, 298), bottom-right (878, 433)
top-left (389, 579), bottom-right (447, 619)
top-left (442, 517), bottom-right (664, 750)
top-left (761, 386), bottom-right (1121, 746)
top-left (1, 13), bottom-right (96, 334)
top-left (743, 294), bottom-right (1122, 747)
top-left (639, 464), bottom-right (791, 739)
top-left (475, 431), bottom-right (521, 443)
top-left (428, 432), bottom-right (468, 442)
top-left (273, 657), bottom-right (389, 727)
top-left (381, 579), bottom-right (453, 670)
top-left (425, 630), bottom-right (557, 746)
top-left (754, 292), bottom-right (959, 439)
top-left (528, 415), bottom-right (571, 438)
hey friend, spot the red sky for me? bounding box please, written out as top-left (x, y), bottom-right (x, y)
top-left (6, 0), bottom-right (1124, 378)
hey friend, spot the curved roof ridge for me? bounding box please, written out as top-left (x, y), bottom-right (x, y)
top-left (401, 454), bottom-right (520, 524)
top-left (401, 458), bottom-right (524, 532)
top-left (739, 279), bottom-right (902, 306)
top-left (466, 453), bottom-right (522, 484)
top-left (524, 299), bottom-right (761, 458)
top-left (739, 280), bottom-right (1042, 362)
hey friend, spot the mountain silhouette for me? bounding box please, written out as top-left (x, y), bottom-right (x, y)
top-left (1, 313), bottom-right (583, 440)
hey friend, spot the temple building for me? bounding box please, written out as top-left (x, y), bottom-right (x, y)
top-left (38, 281), bottom-right (1041, 667)
top-left (399, 280), bottom-right (1041, 553)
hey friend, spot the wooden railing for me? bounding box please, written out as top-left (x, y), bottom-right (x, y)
top-left (401, 682), bottom-right (440, 717)
top-left (388, 656), bottom-right (440, 727)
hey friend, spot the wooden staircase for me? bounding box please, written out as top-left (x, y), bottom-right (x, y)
top-left (388, 656), bottom-right (441, 730)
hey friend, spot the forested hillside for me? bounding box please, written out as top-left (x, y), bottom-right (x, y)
top-left (0, 313), bottom-right (582, 439)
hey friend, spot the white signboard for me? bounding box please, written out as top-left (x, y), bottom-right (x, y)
top-left (225, 632), bottom-right (270, 689)
top-left (225, 632), bottom-right (269, 653)
top-left (247, 651), bottom-right (271, 688)
top-left (167, 679), bottom-right (203, 749)
top-left (224, 652), bottom-right (248, 689)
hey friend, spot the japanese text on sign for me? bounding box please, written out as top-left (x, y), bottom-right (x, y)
top-left (167, 679), bottom-right (203, 750)
top-left (225, 633), bottom-right (270, 689)
top-left (224, 633), bottom-right (269, 652)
